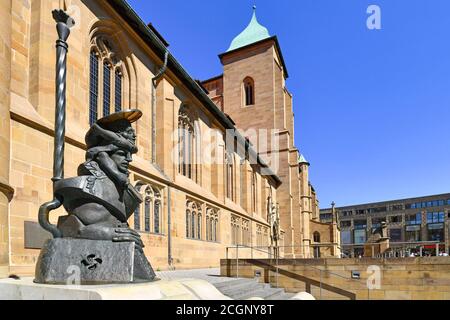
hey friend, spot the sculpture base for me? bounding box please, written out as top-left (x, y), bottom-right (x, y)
top-left (34, 238), bottom-right (156, 285)
top-left (0, 277), bottom-right (233, 300)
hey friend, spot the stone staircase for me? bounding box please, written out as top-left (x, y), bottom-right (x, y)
top-left (213, 278), bottom-right (296, 300)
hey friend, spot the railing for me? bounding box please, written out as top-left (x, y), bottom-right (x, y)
top-left (341, 241), bottom-right (446, 258)
top-left (225, 244), bottom-right (368, 300)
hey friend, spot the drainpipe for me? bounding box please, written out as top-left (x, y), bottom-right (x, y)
top-left (167, 186), bottom-right (173, 269)
top-left (151, 50), bottom-right (169, 163)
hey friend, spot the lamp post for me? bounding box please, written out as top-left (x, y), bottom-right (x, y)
top-left (38, 10), bottom-right (74, 238)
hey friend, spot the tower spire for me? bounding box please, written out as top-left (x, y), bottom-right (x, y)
top-left (226, 5), bottom-right (270, 52)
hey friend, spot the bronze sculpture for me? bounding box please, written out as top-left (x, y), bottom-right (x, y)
top-left (34, 9), bottom-right (155, 284)
top-left (50, 111), bottom-right (145, 248)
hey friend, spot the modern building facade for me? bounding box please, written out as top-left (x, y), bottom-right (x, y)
top-left (320, 193), bottom-right (450, 257)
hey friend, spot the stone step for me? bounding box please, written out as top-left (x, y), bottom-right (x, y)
top-left (261, 288), bottom-right (288, 300)
top-left (219, 281), bottom-right (267, 297)
top-left (214, 277), bottom-right (303, 300)
top-left (214, 278), bottom-right (257, 290)
top-left (234, 288), bottom-right (285, 300)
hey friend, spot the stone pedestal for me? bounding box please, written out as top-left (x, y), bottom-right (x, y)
top-left (0, 277), bottom-right (233, 300)
top-left (35, 239), bottom-right (156, 285)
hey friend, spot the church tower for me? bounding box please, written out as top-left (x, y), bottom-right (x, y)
top-left (202, 7), bottom-right (313, 258)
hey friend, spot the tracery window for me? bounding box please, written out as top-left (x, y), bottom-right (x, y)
top-left (256, 224), bottom-right (263, 247)
top-left (231, 215), bottom-right (241, 245)
top-left (178, 106), bottom-right (198, 182)
top-left (133, 183), bottom-right (163, 234)
top-left (206, 208), bottom-right (219, 242)
top-left (89, 51), bottom-right (99, 126)
top-left (242, 219), bottom-right (250, 246)
top-left (186, 201), bottom-right (202, 240)
top-left (89, 37), bottom-right (124, 125)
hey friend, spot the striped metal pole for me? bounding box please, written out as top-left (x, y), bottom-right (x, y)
top-left (38, 10), bottom-right (73, 238)
top-left (52, 9), bottom-right (73, 183)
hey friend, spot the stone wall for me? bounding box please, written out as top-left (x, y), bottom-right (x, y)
top-left (221, 257), bottom-right (450, 300)
top-left (1, 0), bottom-right (279, 276)
top-left (0, 0), bottom-right (12, 278)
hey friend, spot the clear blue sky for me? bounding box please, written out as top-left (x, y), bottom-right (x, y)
top-left (127, 0), bottom-right (450, 208)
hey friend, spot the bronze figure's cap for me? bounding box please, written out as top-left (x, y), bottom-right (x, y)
top-left (97, 109), bottom-right (143, 126)
top-left (85, 109), bottom-right (143, 153)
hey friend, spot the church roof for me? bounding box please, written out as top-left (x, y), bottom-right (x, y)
top-left (227, 6), bottom-right (271, 52)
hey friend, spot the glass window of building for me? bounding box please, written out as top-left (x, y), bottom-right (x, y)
top-left (354, 220), bottom-right (367, 229)
top-left (405, 213), bottom-right (422, 225)
top-left (341, 230), bottom-right (352, 244)
top-left (354, 229), bottom-right (366, 244)
top-left (372, 217), bottom-right (386, 229)
top-left (405, 225), bottom-right (421, 242)
top-left (428, 223), bottom-right (444, 242)
top-left (427, 212), bottom-right (445, 224)
top-left (340, 220), bottom-right (351, 228)
top-left (389, 215), bottom-right (402, 223)
top-left (389, 228), bottom-right (402, 242)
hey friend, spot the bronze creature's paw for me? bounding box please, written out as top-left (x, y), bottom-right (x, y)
top-left (112, 227), bottom-right (145, 248)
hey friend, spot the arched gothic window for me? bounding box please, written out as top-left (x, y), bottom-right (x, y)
top-left (154, 191), bottom-right (161, 234)
top-left (186, 210), bottom-right (190, 238)
top-left (115, 69), bottom-right (123, 112)
top-left (206, 208), bottom-right (219, 242)
top-left (256, 225), bottom-right (263, 247)
top-left (206, 215), bottom-right (210, 241)
top-left (103, 61), bottom-right (112, 117)
top-left (178, 106), bottom-right (197, 182)
top-left (89, 51), bottom-right (99, 126)
top-left (243, 77), bottom-right (255, 106)
top-left (133, 183), bottom-right (163, 234)
top-left (242, 219), bottom-right (250, 246)
top-left (313, 232), bottom-right (321, 243)
top-left (186, 201), bottom-right (202, 240)
top-left (89, 37), bottom-right (125, 125)
top-left (197, 213), bottom-right (202, 240)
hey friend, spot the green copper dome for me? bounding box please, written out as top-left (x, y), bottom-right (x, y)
top-left (227, 6), bottom-right (271, 52)
top-left (298, 154), bottom-right (310, 165)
